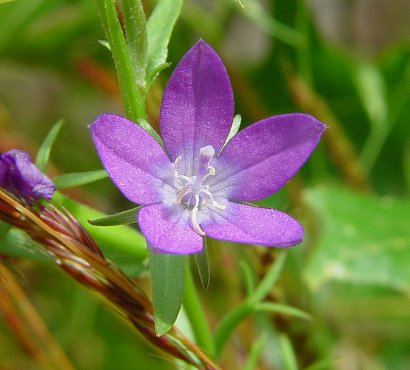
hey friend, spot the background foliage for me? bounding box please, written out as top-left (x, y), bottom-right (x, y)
top-left (0, 0), bottom-right (409, 369)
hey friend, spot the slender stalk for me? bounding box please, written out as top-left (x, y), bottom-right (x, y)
top-left (96, 0), bottom-right (146, 121)
top-left (183, 263), bottom-right (216, 357)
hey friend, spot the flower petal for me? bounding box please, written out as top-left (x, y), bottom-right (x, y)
top-left (1, 150), bottom-right (55, 201)
top-left (210, 114), bottom-right (325, 201)
top-left (138, 203), bottom-right (203, 254)
top-left (159, 40), bottom-right (234, 173)
top-left (0, 159), bottom-right (7, 185)
top-left (201, 202), bottom-right (303, 247)
top-left (90, 114), bottom-right (171, 205)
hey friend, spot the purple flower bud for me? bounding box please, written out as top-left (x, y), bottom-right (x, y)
top-left (0, 150), bottom-right (55, 202)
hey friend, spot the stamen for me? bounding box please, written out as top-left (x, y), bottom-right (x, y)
top-left (172, 156), bottom-right (182, 178)
top-left (169, 145), bottom-right (225, 236)
top-left (175, 186), bottom-right (190, 203)
top-left (191, 194), bottom-right (205, 236)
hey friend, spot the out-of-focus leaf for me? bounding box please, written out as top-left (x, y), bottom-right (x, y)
top-left (0, 221), bottom-right (11, 238)
top-left (150, 252), bottom-right (186, 336)
top-left (146, 0), bottom-right (182, 86)
top-left (88, 207), bottom-right (139, 226)
top-left (119, 0), bottom-right (147, 87)
top-left (304, 186), bottom-right (410, 296)
top-left (53, 170), bottom-right (108, 189)
top-left (194, 242), bottom-right (210, 290)
top-left (279, 333), bottom-right (298, 370)
top-left (237, 0), bottom-right (304, 47)
top-left (0, 228), bottom-right (49, 261)
top-left (354, 62), bottom-right (389, 172)
top-left (52, 192), bottom-right (147, 275)
top-left (35, 119), bottom-right (63, 172)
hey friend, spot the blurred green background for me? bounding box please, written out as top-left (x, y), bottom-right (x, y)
top-left (0, 0), bottom-right (409, 369)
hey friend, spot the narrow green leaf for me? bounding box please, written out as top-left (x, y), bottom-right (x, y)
top-left (0, 0), bottom-right (16, 4)
top-left (279, 333), bottom-right (299, 370)
top-left (146, 0), bottom-right (182, 86)
top-left (254, 302), bottom-right (312, 321)
top-left (145, 62), bottom-right (170, 86)
top-left (88, 207), bottom-right (139, 226)
top-left (194, 242), bottom-right (210, 290)
top-left (53, 170), bottom-right (108, 189)
top-left (119, 0), bottom-right (147, 87)
top-left (237, 0), bottom-right (304, 47)
top-left (214, 302), bottom-right (253, 355)
top-left (35, 119), bottom-right (63, 172)
top-left (150, 251), bottom-right (186, 336)
top-left (239, 260), bottom-right (256, 296)
top-left (249, 251), bottom-right (287, 303)
top-left (243, 334), bottom-right (268, 370)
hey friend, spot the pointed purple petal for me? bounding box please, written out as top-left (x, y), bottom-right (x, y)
top-left (210, 114), bottom-right (325, 201)
top-left (160, 40), bottom-right (234, 173)
top-left (90, 114), bottom-right (171, 205)
top-left (202, 202), bottom-right (303, 247)
top-left (138, 204), bottom-right (203, 254)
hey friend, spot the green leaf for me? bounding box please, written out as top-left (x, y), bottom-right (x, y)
top-left (249, 251), bottom-right (287, 303)
top-left (88, 207), bottom-right (139, 226)
top-left (0, 221), bottom-right (11, 238)
top-left (146, 0), bottom-right (182, 86)
top-left (52, 192), bottom-right (147, 275)
top-left (243, 334), bottom-right (268, 370)
top-left (254, 302), bottom-right (312, 321)
top-left (53, 170), bottom-right (108, 189)
top-left (0, 228), bottom-right (49, 261)
top-left (150, 252), bottom-right (186, 336)
top-left (237, 0), bottom-right (304, 47)
top-left (194, 242), bottom-right (210, 290)
top-left (35, 119), bottom-right (63, 172)
top-left (304, 186), bottom-right (410, 296)
top-left (279, 333), bottom-right (298, 370)
top-left (119, 0), bottom-right (147, 87)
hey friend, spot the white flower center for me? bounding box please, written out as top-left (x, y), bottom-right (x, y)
top-left (171, 145), bottom-right (226, 236)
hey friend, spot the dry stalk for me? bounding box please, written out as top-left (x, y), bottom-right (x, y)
top-left (0, 189), bottom-right (221, 370)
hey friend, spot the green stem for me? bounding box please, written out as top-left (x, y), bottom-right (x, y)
top-left (182, 264), bottom-right (216, 357)
top-left (96, 0), bottom-right (146, 121)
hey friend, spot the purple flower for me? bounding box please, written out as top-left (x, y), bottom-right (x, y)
top-left (0, 150), bottom-right (55, 202)
top-left (90, 40), bottom-right (325, 254)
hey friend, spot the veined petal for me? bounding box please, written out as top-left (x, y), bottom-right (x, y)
top-left (138, 203), bottom-right (203, 254)
top-left (210, 114), bottom-right (325, 201)
top-left (159, 40), bottom-right (234, 174)
top-left (202, 202), bottom-right (303, 247)
top-left (90, 114), bottom-right (171, 205)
